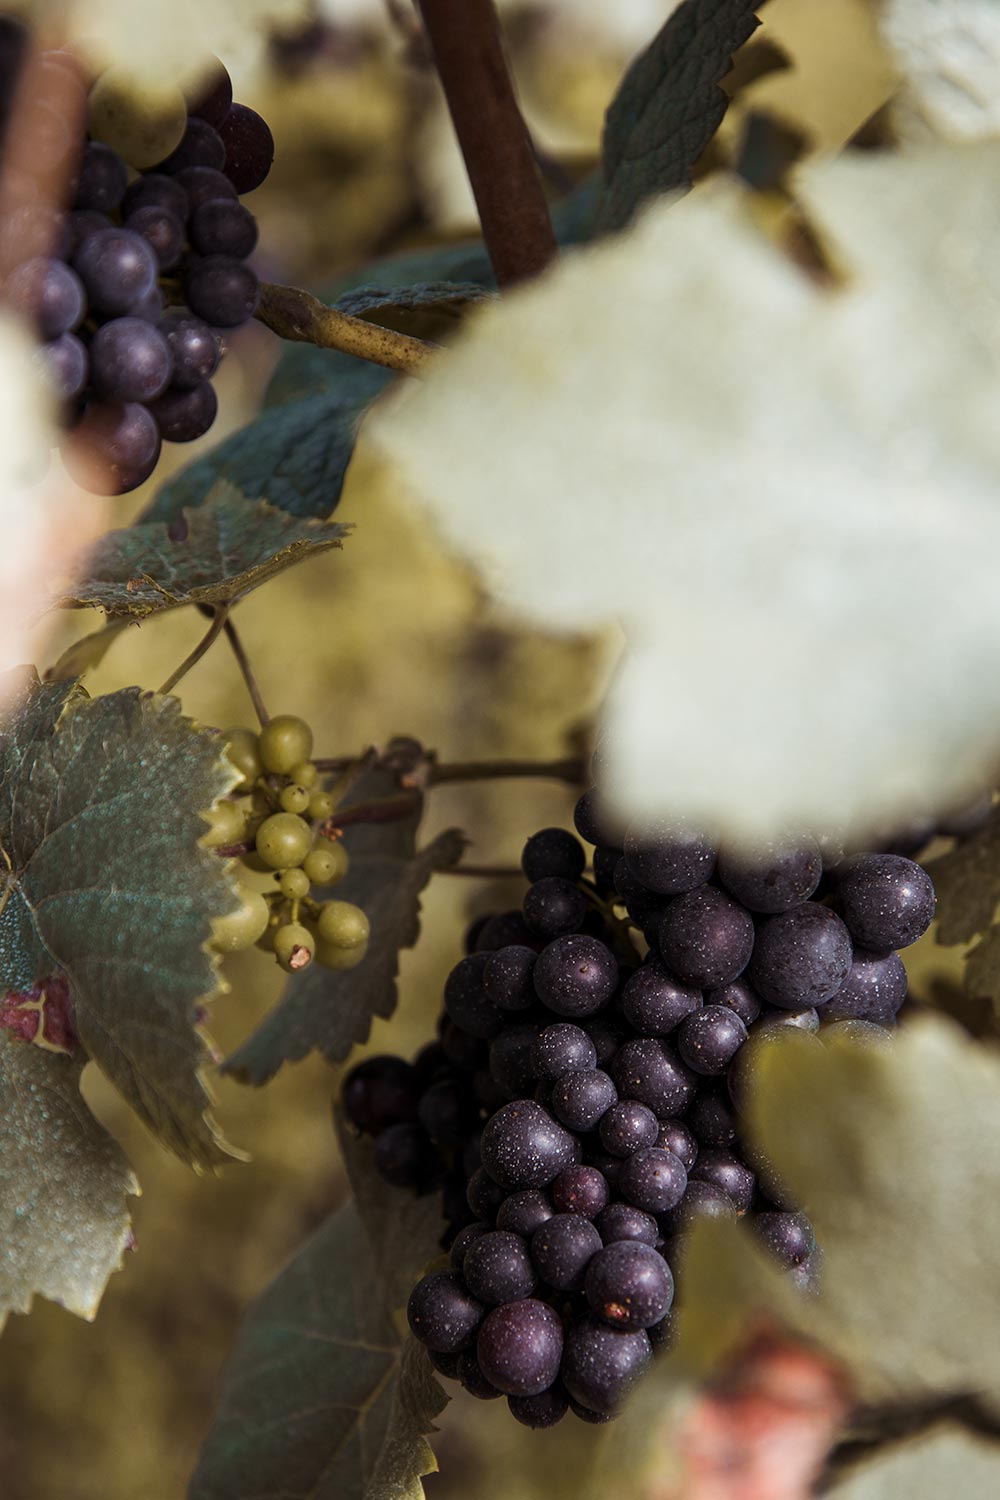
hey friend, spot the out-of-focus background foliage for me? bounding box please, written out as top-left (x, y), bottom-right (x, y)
top-left (1, 3), bottom-right (970, 1496)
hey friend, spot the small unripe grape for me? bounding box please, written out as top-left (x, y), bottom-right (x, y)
top-left (279, 867), bottom-right (310, 900)
top-left (212, 886), bottom-right (269, 952)
top-left (290, 761), bottom-right (318, 788)
top-left (280, 784), bottom-right (310, 815)
top-left (317, 900), bottom-right (370, 949)
top-left (308, 791), bottom-right (334, 822)
top-left (89, 70), bottom-right (188, 168)
top-left (201, 799), bottom-right (246, 848)
top-left (258, 715), bottom-right (313, 774)
top-left (255, 812), bottom-right (313, 870)
top-left (274, 922), bottom-right (315, 972)
top-left (222, 726), bottom-right (261, 790)
top-left (240, 850), bottom-right (270, 875)
top-left (303, 843), bottom-right (349, 887)
top-left (316, 937), bottom-right (368, 971)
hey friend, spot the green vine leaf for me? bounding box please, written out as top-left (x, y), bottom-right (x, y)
top-left (0, 1031), bottom-right (138, 1331)
top-left (225, 764), bottom-right (465, 1085)
top-left (599, 0), bottom-right (761, 232)
top-left (924, 809), bottom-right (1000, 946)
top-left (0, 670), bottom-right (240, 1167)
top-left (187, 1203), bottom-right (447, 1500)
top-left (335, 1101), bottom-right (446, 1309)
top-left (58, 482), bottom-right (349, 619)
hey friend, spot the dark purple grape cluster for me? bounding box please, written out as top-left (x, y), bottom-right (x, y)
top-left (342, 798), bottom-right (937, 1427)
top-left (0, 19), bottom-right (274, 494)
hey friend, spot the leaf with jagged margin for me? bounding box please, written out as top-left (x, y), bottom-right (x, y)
top-left (598, 0), bottom-right (760, 232)
top-left (187, 1203), bottom-right (447, 1500)
top-left (0, 1032), bottom-right (138, 1331)
top-left (0, 669), bottom-right (240, 1167)
top-left (58, 482), bottom-right (348, 619)
top-left (827, 1425), bottom-right (1000, 1500)
top-left (224, 766), bottom-right (464, 1085)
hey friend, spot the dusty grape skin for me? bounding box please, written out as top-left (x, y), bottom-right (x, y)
top-left (523, 876), bottom-right (587, 939)
top-left (550, 1164), bottom-right (610, 1219)
top-left (748, 903), bottom-right (853, 1008)
top-left (618, 1147), bottom-right (687, 1214)
top-left (497, 1190), bottom-right (554, 1237)
top-left (480, 1100), bottom-right (579, 1189)
top-left (706, 977), bottom-right (762, 1027)
top-left (342, 1055), bottom-right (418, 1134)
top-left (522, 827), bottom-right (586, 883)
top-left (619, 960), bottom-right (703, 1035)
top-left (484, 944), bottom-right (538, 1011)
top-left (692, 1148), bottom-right (756, 1213)
top-left (594, 1202), bottom-right (659, 1247)
top-left (533, 934), bottom-right (619, 1017)
top-left (550, 1068), bottom-right (617, 1132)
top-left (820, 949), bottom-right (907, 1024)
top-left (834, 853), bottom-right (936, 950)
top-left (407, 1271), bottom-right (484, 1353)
top-left (73, 228), bottom-right (157, 315)
top-left (444, 954), bottom-right (505, 1040)
top-left (716, 839), bottom-right (822, 913)
top-left (531, 1214), bottom-right (602, 1291)
top-left (656, 1117), bottom-right (699, 1171)
top-left (622, 819), bottom-right (716, 895)
top-left (462, 1230), bottom-right (537, 1305)
top-left (598, 1099), bottom-right (659, 1158)
top-left (457, 1350), bottom-right (503, 1400)
top-left (561, 1317), bottom-right (652, 1416)
top-left (508, 1384), bottom-right (569, 1427)
top-left (687, 1089), bottom-right (738, 1148)
top-left (449, 1222), bottom-right (491, 1272)
top-left (753, 1210), bottom-right (816, 1268)
top-left (466, 1166), bottom-right (506, 1222)
top-left (611, 1038), bottom-right (697, 1118)
top-left (584, 1240), bottom-right (674, 1331)
top-left (489, 1022), bottom-right (543, 1099)
top-left (658, 887), bottom-right (756, 988)
top-left (677, 1004), bottom-right (748, 1076)
top-left (530, 1022), bottom-right (597, 1082)
top-left (373, 1123), bottom-right (439, 1191)
top-left (476, 1299), bottom-right (564, 1397)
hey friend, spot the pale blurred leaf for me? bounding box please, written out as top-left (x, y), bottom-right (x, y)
top-left (371, 143), bottom-right (1000, 843)
top-left (0, 1034), bottom-right (137, 1331)
top-left (828, 1426), bottom-right (1000, 1500)
top-left (880, 0), bottom-right (1000, 142)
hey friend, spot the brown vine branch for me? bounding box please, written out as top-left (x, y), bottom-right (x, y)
top-left (429, 756), bottom-right (585, 786)
top-left (158, 605), bottom-right (230, 696)
top-left (255, 282), bottom-right (439, 376)
top-left (417, 0), bottom-right (558, 288)
top-left (442, 863), bottom-right (522, 878)
top-left (320, 792), bottom-right (422, 836)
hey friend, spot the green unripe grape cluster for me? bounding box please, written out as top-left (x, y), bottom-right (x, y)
top-left (206, 716), bottom-right (371, 974)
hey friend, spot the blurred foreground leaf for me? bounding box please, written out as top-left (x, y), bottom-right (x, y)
top-left (0, 1033), bottom-right (137, 1331)
top-left (828, 1426), bottom-right (1000, 1499)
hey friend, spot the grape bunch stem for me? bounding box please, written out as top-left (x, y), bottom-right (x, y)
top-left (254, 282), bottom-right (439, 377)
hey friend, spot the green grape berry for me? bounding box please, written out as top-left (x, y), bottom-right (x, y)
top-left (212, 886), bottom-right (269, 953)
top-left (280, 784), bottom-right (311, 815)
top-left (258, 715), bottom-right (314, 775)
top-left (255, 812), bottom-right (313, 870)
top-left (279, 867), bottom-right (310, 900)
top-left (291, 760), bottom-right (318, 788)
top-left (274, 922), bottom-right (315, 972)
top-left (308, 791), bottom-right (334, 822)
top-left (315, 937), bottom-right (368, 971)
top-left (88, 68), bottom-right (188, 168)
top-left (317, 900), bottom-right (370, 949)
top-left (222, 726), bottom-right (262, 791)
top-left (302, 842), bottom-right (349, 887)
top-left (201, 799), bottom-right (247, 849)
